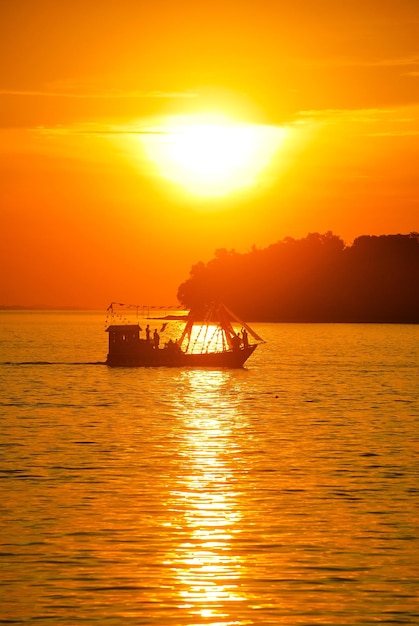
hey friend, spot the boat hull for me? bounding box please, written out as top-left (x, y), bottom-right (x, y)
top-left (106, 344), bottom-right (257, 368)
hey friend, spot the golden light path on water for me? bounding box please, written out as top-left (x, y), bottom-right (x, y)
top-left (166, 369), bottom-right (246, 623)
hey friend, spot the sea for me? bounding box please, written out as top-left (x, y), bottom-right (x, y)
top-left (0, 311), bottom-right (418, 626)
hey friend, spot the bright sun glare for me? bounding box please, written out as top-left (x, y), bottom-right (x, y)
top-left (137, 114), bottom-right (287, 198)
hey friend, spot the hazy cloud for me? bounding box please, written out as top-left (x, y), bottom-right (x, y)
top-left (296, 105), bottom-right (419, 138)
top-left (0, 88), bottom-right (198, 99)
top-left (299, 55), bottom-right (419, 69)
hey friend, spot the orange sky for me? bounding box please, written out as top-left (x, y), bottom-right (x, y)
top-left (1, 0), bottom-right (418, 308)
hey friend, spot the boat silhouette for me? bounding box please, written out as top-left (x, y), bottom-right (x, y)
top-left (105, 302), bottom-right (263, 368)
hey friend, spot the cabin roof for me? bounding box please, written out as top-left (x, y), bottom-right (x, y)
top-left (106, 324), bottom-right (141, 332)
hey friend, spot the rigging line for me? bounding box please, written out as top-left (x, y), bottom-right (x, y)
top-left (208, 325), bottom-right (220, 352)
top-left (202, 322), bottom-right (211, 353)
top-left (108, 302), bottom-right (183, 311)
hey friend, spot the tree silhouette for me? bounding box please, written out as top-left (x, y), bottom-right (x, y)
top-left (177, 232), bottom-right (419, 322)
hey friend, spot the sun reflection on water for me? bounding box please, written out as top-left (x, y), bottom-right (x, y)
top-left (166, 370), bottom-right (246, 623)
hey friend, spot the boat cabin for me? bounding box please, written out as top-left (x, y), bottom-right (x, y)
top-left (106, 324), bottom-right (143, 365)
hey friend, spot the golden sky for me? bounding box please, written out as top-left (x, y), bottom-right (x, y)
top-left (1, 0), bottom-right (418, 307)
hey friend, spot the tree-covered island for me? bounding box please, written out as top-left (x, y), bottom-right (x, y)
top-left (177, 232), bottom-right (419, 323)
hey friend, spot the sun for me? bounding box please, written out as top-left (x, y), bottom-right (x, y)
top-left (137, 113), bottom-right (287, 198)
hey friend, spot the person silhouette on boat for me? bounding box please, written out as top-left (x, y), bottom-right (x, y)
top-left (241, 328), bottom-right (249, 348)
top-left (166, 338), bottom-right (181, 355)
top-left (146, 325), bottom-right (151, 342)
top-left (153, 329), bottom-right (160, 349)
top-left (232, 333), bottom-right (241, 351)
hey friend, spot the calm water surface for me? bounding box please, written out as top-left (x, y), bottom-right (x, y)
top-left (0, 312), bottom-right (418, 625)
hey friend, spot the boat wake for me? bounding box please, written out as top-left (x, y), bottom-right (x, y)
top-left (0, 361), bottom-right (107, 366)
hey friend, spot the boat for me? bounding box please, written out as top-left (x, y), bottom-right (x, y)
top-left (105, 302), bottom-right (264, 368)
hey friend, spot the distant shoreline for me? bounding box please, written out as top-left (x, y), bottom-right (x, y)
top-left (0, 306), bottom-right (93, 311)
top-left (0, 306), bottom-right (183, 312)
top-left (0, 307), bottom-right (417, 324)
